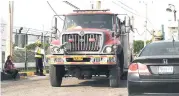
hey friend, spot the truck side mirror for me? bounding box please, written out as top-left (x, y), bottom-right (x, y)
top-left (124, 16), bottom-right (132, 33)
top-left (112, 32), bottom-right (120, 38)
top-left (115, 32), bottom-right (120, 37)
top-left (51, 27), bottom-right (57, 34)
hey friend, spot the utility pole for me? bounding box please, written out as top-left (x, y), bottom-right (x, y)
top-left (178, 20), bottom-right (179, 40)
top-left (96, 1), bottom-right (101, 9)
top-left (25, 28), bottom-right (30, 71)
top-left (139, 1), bottom-right (152, 46)
top-left (0, 21), bottom-right (4, 71)
top-left (90, 1), bottom-right (94, 9)
top-left (144, 3), bottom-right (147, 47)
top-left (5, 1), bottom-right (14, 60)
top-left (42, 25), bottom-right (46, 70)
top-left (131, 16), bottom-right (135, 55)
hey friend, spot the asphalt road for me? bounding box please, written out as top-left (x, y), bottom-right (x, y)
top-left (1, 75), bottom-right (128, 96)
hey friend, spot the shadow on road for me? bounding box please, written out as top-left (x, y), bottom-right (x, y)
top-left (62, 77), bottom-right (127, 88)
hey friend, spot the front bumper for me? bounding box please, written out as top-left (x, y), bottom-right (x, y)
top-left (46, 55), bottom-right (116, 65)
top-left (128, 79), bottom-right (179, 96)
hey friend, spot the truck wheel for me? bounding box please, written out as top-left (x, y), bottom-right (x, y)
top-left (109, 66), bottom-right (120, 87)
top-left (50, 65), bottom-right (65, 87)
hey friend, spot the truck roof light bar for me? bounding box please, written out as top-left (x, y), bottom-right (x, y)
top-left (73, 9), bottom-right (110, 12)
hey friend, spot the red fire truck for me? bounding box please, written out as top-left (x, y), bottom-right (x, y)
top-left (46, 9), bottom-right (134, 87)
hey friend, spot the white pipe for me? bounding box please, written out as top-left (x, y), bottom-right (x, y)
top-left (0, 21), bottom-right (2, 71)
top-left (5, 1), bottom-right (13, 61)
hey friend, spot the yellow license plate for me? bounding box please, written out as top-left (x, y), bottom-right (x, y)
top-left (73, 57), bottom-right (83, 61)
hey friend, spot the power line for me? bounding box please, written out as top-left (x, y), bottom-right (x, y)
top-left (112, 1), bottom-right (142, 17)
top-left (134, 28), bottom-right (145, 36)
top-left (47, 1), bottom-right (64, 21)
top-left (115, 0), bottom-right (139, 13)
top-left (112, 1), bottom-right (155, 30)
top-left (63, 1), bottom-right (80, 10)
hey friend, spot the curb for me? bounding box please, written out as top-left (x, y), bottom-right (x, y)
top-left (19, 70), bottom-right (49, 78)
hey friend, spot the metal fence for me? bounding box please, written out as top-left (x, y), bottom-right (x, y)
top-left (12, 49), bottom-right (50, 72)
top-left (1, 27), bottom-right (51, 72)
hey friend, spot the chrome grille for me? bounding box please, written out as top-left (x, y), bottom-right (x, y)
top-left (62, 34), bottom-right (102, 51)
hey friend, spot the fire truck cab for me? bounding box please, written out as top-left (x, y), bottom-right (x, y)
top-left (47, 9), bottom-right (133, 87)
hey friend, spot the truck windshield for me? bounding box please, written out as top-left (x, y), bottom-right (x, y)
top-left (63, 14), bottom-right (113, 30)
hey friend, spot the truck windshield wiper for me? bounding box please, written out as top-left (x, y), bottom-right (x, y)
top-left (172, 35), bottom-right (175, 57)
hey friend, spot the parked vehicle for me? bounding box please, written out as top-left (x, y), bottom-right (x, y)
top-left (46, 9), bottom-right (134, 87)
top-left (128, 40), bottom-right (179, 96)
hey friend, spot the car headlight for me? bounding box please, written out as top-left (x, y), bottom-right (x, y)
top-left (106, 46), bottom-right (112, 53)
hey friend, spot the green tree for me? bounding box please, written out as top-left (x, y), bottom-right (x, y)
top-left (133, 40), bottom-right (152, 54)
top-left (25, 43), bottom-right (50, 51)
top-left (133, 40), bottom-right (144, 54)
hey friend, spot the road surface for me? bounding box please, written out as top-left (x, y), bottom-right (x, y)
top-left (1, 75), bottom-right (128, 96)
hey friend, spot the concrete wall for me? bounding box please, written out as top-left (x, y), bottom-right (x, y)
top-left (168, 27), bottom-right (178, 40)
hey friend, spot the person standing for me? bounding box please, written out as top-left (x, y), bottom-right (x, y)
top-left (35, 41), bottom-right (45, 76)
top-left (4, 55), bottom-right (19, 80)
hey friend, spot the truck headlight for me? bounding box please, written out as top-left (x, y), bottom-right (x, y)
top-left (51, 46), bottom-right (64, 54)
top-left (106, 46), bottom-right (112, 53)
top-left (104, 45), bottom-right (118, 53)
top-left (51, 46), bottom-right (59, 53)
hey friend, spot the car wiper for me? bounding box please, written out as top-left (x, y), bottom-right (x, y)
top-left (172, 35), bottom-right (175, 47)
top-left (172, 35), bottom-right (175, 57)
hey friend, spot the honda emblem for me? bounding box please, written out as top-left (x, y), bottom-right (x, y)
top-left (163, 59), bottom-right (168, 64)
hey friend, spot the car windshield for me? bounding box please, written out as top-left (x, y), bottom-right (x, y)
top-left (139, 42), bottom-right (179, 56)
top-left (63, 14), bottom-right (113, 30)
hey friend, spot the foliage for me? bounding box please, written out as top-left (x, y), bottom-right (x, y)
top-left (133, 40), bottom-right (152, 54)
top-left (133, 40), bottom-right (144, 54)
top-left (146, 40), bottom-right (152, 44)
top-left (25, 43), bottom-right (50, 51)
top-left (25, 43), bottom-right (37, 50)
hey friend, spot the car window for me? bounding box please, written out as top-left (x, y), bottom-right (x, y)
top-left (139, 42), bottom-right (179, 56)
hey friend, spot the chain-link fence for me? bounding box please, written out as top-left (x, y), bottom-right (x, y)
top-left (12, 49), bottom-right (49, 72)
top-left (1, 26), bottom-right (52, 73)
top-left (11, 27), bottom-right (51, 72)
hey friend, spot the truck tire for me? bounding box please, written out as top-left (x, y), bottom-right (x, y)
top-left (109, 66), bottom-right (121, 87)
top-left (50, 65), bottom-right (65, 87)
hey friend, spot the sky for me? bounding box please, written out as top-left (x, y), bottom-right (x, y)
top-left (1, 0), bottom-right (179, 40)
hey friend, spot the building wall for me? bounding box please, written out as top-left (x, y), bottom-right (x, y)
top-left (168, 27), bottom-right (178, 40)
top-left (165, 21), bottom-right (179, 40)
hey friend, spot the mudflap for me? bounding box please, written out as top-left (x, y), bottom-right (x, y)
top-left (109, 65), bottom-right (121, 87)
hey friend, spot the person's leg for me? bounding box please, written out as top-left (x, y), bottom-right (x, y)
top-left (6, 70), bottom-right (13, 78)
top-left (6, 70), bottom-right (17, 79)
top-left (35, 57), bottom-right (40, 75)
top-left (39, 58), bottom-right (45, 76)
top-left (11, 69), bottom-right (18, 79)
